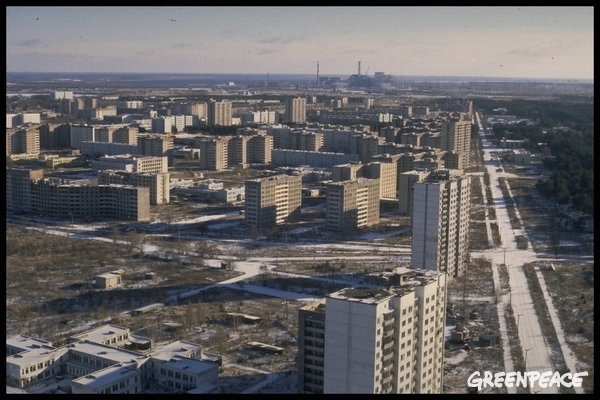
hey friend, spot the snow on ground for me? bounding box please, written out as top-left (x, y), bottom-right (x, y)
top-left (360, 228), bottom-right (410, 240)
top-left (445, 349), bottom-right (469, 365)
top-left (209, 222), bottom-right (241, 230)
top-left (286, 226), bottom-right (316, 235)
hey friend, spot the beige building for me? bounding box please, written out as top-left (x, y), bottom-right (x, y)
top-left (332, 163), bottom-right (363, 182)
top-left (95, 272), bottom-right (123, 289)
top-left (7, 167), bottom-right (151, 221)
top-left (6, 127), bottom-right (40, 155)
top-left (326, 178), bottom-right (380, 231)
top-left (137, 134), bottom-right (174, 166)
top-left (196, 136), bottom-right (231, 170)
top-left (245, 174), bottom-right (302, 228)
top-left (284, 97), bottom-right (307, 123)
top-left (411, 170), bottom-right (471, 279)
top-left (92, 155), bottom-right (168, 174)
top-left (440, 120), bottom-right (471, 169)
top-left (298, 268), bottom-right (447, 394)
top-left (208, 100), bottom-right (232, 126)
top-left (98, 170), bottom-right (170, 205)
top-left (363, 161), bottom-right (398, 199)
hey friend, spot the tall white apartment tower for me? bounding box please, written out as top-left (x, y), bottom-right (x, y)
top-left (284, 97), bottom-right (307, 124)
top-left (297, 268), bottom-right (447, 394)
top-left (411, 170), bottom-right (471, 279)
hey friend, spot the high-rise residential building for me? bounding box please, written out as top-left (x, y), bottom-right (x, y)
top-left (363, 162), bottom-right (397, 199)
top-left (151, 116), bottom-right (174, 133)
top-left (411, 170), bottom-right (471, 279)
top-left (113, 127), bottom-right (138, 145)
top-left (440, 120), bottom-right (471, 170)
top-left (6, 127), bottom-right (40, 155)
top-left (284, 97), bottom-right (307, 124)
top-left (245, 175), bottom-right (302, 228)
top-left (137, 134), bottom-right (174, 166)
top-left (207, 100), bottom-right (232, 126)
top-left (332, 163), bottom-right (364, 182)
top-left (39, 123), bottom-right (71, 150)
top-left (397, 170), bottom-right (431, 216)
top-left (298, 268), bottom-right (447, 394)
top-left (326, 178), bottom-right (380, 231)
top-left (98, 171), bottom-right (170, 205)
top-left (196, 136), bottom-right (231, 171)
top-left (71, 124), bottom-right (96, 149)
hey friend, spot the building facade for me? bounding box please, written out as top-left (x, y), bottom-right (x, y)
top-left (440, 120), bottom-right (471, 170)
top-left (284, 97), bottom-right (307, 123)
top-left (245, 174), bottom-right (302, 228)
top-left (298, 268), bottom-right (447, 394)
top-left (326, 178), bottom-right (380, 231)
top-left (411, 170), bottom-right (471, 279)
top-left (207, 100), bottom-right (232, 126)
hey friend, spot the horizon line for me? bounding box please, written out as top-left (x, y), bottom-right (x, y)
top-left (6, 71), bottom-right (594, 83)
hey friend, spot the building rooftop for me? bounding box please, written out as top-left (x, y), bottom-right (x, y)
top-left (158, 355), bottom-right (216, 374)
top-left (67, 341), bottom-right (149, 365)
top-left (69, 324), bottom-right (129, 344)
top-left (72, 362), bottom-right (139, 389)
top-left (150, 340), bottom-right (201, 361)
top-left (7, 335), bottom-right (53, 352)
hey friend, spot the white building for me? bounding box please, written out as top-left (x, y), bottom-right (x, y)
top-left (298, 268), bottom-right (447, 394)
top-left (411, 170), bottom-right (471, 279)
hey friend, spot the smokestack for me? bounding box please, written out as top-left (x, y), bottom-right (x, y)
top-left (358, 61), bottom-right (361, 76)
top-left (316, 61), bottom-right (319, 86)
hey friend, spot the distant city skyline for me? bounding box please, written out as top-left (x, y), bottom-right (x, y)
top-left (7, 7), bottom-right (593, 80)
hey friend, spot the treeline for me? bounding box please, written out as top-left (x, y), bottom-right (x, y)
top-left (475, 98), bottom-right (594, 132)
top-left (477, 98), bottom-right (594, 216)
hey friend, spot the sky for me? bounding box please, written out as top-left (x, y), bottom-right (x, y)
top-left (6, 7), bottom-right (594, 80)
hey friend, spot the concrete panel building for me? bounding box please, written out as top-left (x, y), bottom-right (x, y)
top-left (440, 120), bottom-right (471, 170)
top-left (411, 170), bottom-right (471, 279)
top-left (98, 170), bottom-right (170, 205)
top-left (207, 100), bottom-right (232, 126)
top-left (326, 178), bottom-right (380, 231)
top-left (284, 97), bottom-right (307, 123)
top-left (6, 127), bottom-right (40, 155)
top-left (298, 268), bottom-right (447, 394)
top-left (71, 124), bottom-right (96, 149)
top-left (397, 170), bottom-right (431, 216)
top-left (245, 174), bottom-right (302, 228)
top-left (196, 136), bottom-right (231, 170)
top-left (137, 134), bottom-right (174, 166)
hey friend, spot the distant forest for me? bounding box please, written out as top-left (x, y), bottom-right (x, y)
top-left (476, 98), bottom-right (594, 216)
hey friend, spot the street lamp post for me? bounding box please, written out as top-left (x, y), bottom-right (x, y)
top-left (517, 313), bottom-right (523, 330)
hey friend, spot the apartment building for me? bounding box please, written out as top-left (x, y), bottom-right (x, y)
top-left (71, 124), bottom-right (96, 149)
top-left (332, 163), bottom-right (363, 182)
top-left (411, 170), bottom-right (471, 279)
top-left (6, 127), bottom-right (40, 155)
top-left (326, 178), bottom-right (380, 231)
top-left (82, 142), bottom-right (139, 157)
top-left (440, 120), bottom-right (471, 170)
top-left (207, 100), bottom-right (232, 126)
top-left (39, 123), bottom-right (71, 150)
top-left (98, 170), bottom-right (170, 205)
top-left (271, 149), bottom-right (358, 169)
top-left (245, 174), bottom-right (302, 228)
top-left (196, 136), bottom-right (231, 170)
top-left (6, 167), bottom-right (44, 212)
top-left (298, 268), bottom-right (447, 394)
top-left (363, 162), bottom-right (398, 199)
top-left (284, 97), bottom-right (307, 123)
top-left (397, 170), bottom-right (431, 216)
top-left (113, 127), bottom-right (139, 145)
top-left (151, 116), bottom-right (174, 134)
top-left (137, 134), bottom-right (174, 166)
top-left (92, 155), bottom-right (168, 174)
